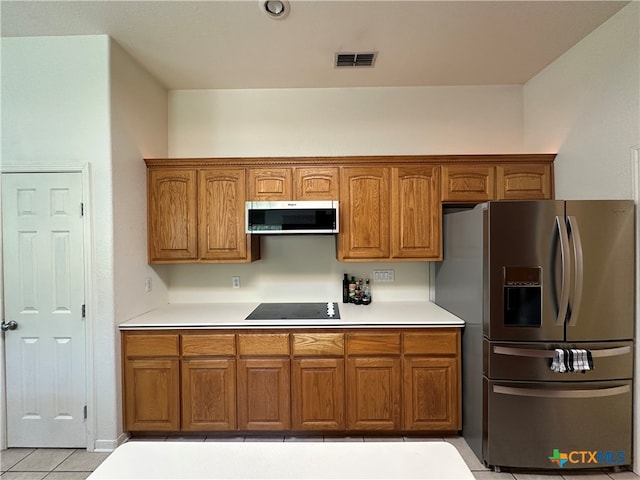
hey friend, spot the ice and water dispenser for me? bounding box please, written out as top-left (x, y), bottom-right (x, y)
top-left (503, 266), bottom-right (542, 327)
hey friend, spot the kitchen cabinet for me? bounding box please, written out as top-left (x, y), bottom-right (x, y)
top-left (497, 163), bottom-right (552, 200)
top-left (237, 333), bottom-right (290, 430)
top-left (391, 166), bottom-right (441, 260)
top-left (247, 168), bottom-right (293, 201)
top-left (291, 333), bottom-right (345, 430)
top-left (339, 166), bottom-right (440, 261)
top-left (442, 162), bottom-right (553, 203)
top-left (441, 165), bottom-right (495, 203)
top-left (122, 333), bottom-right (181, 431)
top-left (148, 169), bottom-right (198, 262)
top-left (402, 330), bottom-right (461, 431)
top-left (339, 167), bottom-right (391, 260)
top-left (121, 326), bottom-right (462, 435)
top-left (199, 168), bottom-right (259, 262)
top-left (147, 167), bottom-right (259, 264)
top-left (248, 167), bottom-right (339, 201)
top-left (346, 333), bottom-right (402, 430)
top-left (181, 333), bottom-right (236, 431)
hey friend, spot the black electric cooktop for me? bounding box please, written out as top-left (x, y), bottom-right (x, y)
top-left (245, 302), bottom-right (340, 320)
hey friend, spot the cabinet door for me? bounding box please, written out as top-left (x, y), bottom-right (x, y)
top-left (497, 164), bottom-right (552, 200)
top-left (148, 169), bottom-right (198, 262)
top-left (237, 358), bottom-right (290, 430)
top-left (182, 358), bottom-right (236, 431)
top-left (403, 357), bottom-right (460, 431)
top-left (338, 167), bottom-right (390, 260)
top-left (294, 167), bottom-right (339, 200)
top-left (292, 358), bottom-right (345, 430)
top-left (124, 359), bottom-right (180, 431)
top-left (346, 357), bottom-right (401, 430)
top-left (199, 168), bottom-right (258, 262)
top-left (441, 165), bottom-right (495, 202)
top-left (391, 166), bottom-right (441, 259)
top-left (248, 168), bottom-right (293, 200)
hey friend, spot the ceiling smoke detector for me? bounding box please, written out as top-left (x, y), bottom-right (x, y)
top-left (262, 0), bottom-right (289, 19)
top-left (335, 52), bottom-right (377, 68)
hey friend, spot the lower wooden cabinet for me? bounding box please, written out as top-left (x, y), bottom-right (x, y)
top-left (124, 358), bottom-right (180, 431)
top-left (122, 328), bottom-right (461, 434)
top-left (347, 357), bottom-right (401, 430)
top-left (237, 358), bottom-right (291, 430)
top-left (292, 358), bottom-right (345, 430)
top-left (182, 358), bottom-right (236, 431)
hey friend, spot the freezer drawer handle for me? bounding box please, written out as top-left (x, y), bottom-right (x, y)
top-left (555, 216), bottom-right (571, 326)
top-left (493, 384), bottom-right (630, 399)
top-left (493, 345), bottom-right (631, 359)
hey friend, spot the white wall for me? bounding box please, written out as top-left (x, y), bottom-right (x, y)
top-left (524, 3), bottom-right (640, 473)
top-left (523, 2), bottom-right (640, 200)
top-left (109, 39), bottom-right (168, 450)
top-left (167, 85), bottom-right (524, 302)
top-left (1, 35), bottom-right (112, 451)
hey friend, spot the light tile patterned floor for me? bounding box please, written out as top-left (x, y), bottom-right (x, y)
top-left (1, 436), bottom-right (638, 479)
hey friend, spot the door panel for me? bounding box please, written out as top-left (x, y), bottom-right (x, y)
top-left (2, 172), bottom-right (86, 447)
top-left (564, 201), bottom-right (634, 341)
top-left (486, 200), bottom-right (565, 341)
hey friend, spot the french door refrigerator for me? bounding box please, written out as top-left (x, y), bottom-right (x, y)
top-left (435, 200), bottom-right (634, 471)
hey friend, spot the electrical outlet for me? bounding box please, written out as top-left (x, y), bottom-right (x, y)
top-left (232, 276), bottom-right (241, 288)
top-left (373, 269), bottom-right (395, 283)
top-left (144, 276), bottom-right (152, 292)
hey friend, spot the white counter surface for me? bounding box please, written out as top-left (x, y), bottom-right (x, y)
top-left (119, 301), bottom-right (464, 330)
top-left (88, 441), bottom-right (474, 479)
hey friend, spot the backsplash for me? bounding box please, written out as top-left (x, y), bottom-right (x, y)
top-left (164, 235), bottom-right (431, 303)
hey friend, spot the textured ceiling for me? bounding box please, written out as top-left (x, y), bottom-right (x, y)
top-left (1, 0), bottom-right (629, 89)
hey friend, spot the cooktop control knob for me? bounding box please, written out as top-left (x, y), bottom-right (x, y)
top-left (327, 302), bottom-right (335, 317)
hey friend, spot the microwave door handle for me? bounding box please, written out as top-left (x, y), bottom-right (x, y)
top-left (555, 216), bottom-right (571, 326)
top-left (567, 216), bottom-right (584, 327)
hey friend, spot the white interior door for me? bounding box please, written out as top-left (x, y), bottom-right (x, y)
top-left (2, 172), bottom-right (86, 447)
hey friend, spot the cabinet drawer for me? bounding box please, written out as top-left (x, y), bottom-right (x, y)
top-left (404, 330), bottom-right (460, 356)
top-left (182, 334), bottom-right (236, 356)
top-left (124, 334), bottom-right (179, 357)
top-left (347, 333), bottom-right (401, 355)
top-left (292, 333), bottom-right (344, 356)
top-left (238, 333), bottom-right (290, 355)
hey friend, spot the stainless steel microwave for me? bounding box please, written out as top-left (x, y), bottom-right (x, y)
top-left (245, 200), bottom-right (339, 234)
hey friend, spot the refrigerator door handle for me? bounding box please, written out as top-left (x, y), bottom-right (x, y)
top-left (493, 384), bottom-right (630, 399)
top-left (567, 216), bottom-right (584, 326)
top-left (555, 216), bottom-right (572, 326)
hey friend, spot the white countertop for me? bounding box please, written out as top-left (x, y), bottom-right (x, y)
top-left (88, 441), bottom-right (474, 479)
top-left (119, 301), bottom-right (464, 330)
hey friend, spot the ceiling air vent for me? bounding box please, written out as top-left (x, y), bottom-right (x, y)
top-left (335, 52), bottom-right (377, 68)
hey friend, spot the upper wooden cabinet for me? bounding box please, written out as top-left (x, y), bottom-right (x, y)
top-left (441, 165), bottom-right (495, 203)
top-left (338, 167), bottom-right (390, 260)
top-left (294, 167), bottom-right (339, 200)
top-left (339, 166), bottom-right (441, 261)
top-left (442, 159), bottom-right (554, 203)
top-left (148, 169), bottom-right (198, 262)
top-left (147, 166), bottom-right (259, 264)
top-left (248, 167), bottom-right (339, 201)
top-left (146, 155), bottom-right (554, 263)
top-left (247, 168), bottom-right (292, 201)
top-left (497, 163), bottom-right (552, 200)
top-left (391, 166), bottom-right (441, 260)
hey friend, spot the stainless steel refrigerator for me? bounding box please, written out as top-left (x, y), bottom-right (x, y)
top-left (435, 200), bottom-right (634, 471)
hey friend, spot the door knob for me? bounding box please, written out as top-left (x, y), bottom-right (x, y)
top-left (1, 321), bottom-right (18, 331)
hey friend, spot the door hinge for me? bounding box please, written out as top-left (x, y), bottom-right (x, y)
top-left (81, 203), bottom-right (84, 217)
top-left (84, 405), bottom-right (87, 420)
top-left (82, 304), bottom-right (86, 318)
